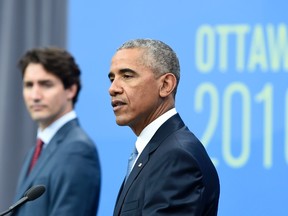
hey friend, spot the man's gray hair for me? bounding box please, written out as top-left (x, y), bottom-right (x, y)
top-left (117, 39), bottom-right (180, 96)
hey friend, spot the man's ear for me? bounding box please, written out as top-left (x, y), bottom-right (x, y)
top-left (66, 84), bottom-right (77, 101)
top-left (159, 73), bottom-right (177, 97)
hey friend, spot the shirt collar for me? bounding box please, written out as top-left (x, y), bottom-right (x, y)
top-left (135, 108), bottom-right (177, 155)
top-left (37, 110), bottom-right (77, 147)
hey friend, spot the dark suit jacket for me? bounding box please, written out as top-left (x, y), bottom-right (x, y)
top-left (12, 119), bottom-right (101, 216)
top-left (113, 114), bottom-right (220, 216)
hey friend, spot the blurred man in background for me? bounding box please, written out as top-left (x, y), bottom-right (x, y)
top-left (12, 47), bottom-right (101, 216)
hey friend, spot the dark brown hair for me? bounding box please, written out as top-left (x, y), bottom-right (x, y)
top-left (18, 47), bottom-right (81, 105)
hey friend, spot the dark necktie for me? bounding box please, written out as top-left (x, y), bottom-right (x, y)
top-left (125, 146), bottom-right (138, 182)
top-left (28, 138), bottom-right (44, 174)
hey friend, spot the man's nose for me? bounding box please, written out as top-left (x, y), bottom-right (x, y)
top-left (109, 79), bottom-right (123, 96)
top-left (30, 86), bottom-right (42, 100)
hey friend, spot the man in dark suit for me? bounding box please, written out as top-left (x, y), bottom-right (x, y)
top-left (12, 47), bottom-right (101, 216)
top-left (108, 39), bottom-right (220, 215)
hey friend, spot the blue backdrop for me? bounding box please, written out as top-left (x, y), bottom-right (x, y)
top-left (68, 1), bottom-right (287, 215)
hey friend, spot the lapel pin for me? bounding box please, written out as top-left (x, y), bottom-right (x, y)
top-left (138, 163), bottom-right (142, 167)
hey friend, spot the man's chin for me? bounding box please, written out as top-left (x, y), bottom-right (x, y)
top-left (115, 117), bottom-right (129, 126)
top-left (30, 114), bottom-right (48, 123)
top-left (116, 121), bottom-right (126, 126)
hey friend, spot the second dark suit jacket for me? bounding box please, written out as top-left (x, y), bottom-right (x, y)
top-left (113, 114), bottom-right (220, 216)
top-left (12, 119), bottom-right (101, 216)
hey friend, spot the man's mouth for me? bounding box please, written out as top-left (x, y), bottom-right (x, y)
top-left (30, 105), bottom-right (45, 111)
top-left (111, 100), bottom-right (126, 111)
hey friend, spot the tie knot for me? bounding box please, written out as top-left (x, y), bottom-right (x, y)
top-left (129, 147), bottom-right (138, 159)
top-left (36, 138), bottom-right (44, 147)
top-left (133, 146), bottom-right (138, 155)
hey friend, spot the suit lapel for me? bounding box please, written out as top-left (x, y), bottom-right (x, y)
top-left (114, 114), bottom-right (185, 215)
top-left (15, 148), bottom-right (34, 200)
top-left (114, 149), bottom-right (149, 215)
top-left (15, 119), bottom-right (78, 200)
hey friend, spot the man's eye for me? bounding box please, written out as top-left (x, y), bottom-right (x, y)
top-left (123, 74), bottom-right (133, 79)
top-left (24, 83), bottom-right (33, 88)
top-left (42, 82), bottom-right (54, 88)
top-left (109, 77), bottom-right (114, 83)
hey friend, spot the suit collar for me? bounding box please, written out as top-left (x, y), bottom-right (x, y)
top-left (147, 113), bottom-right (184, 153)
top-left (37, 111), bottom-right (77, 145)
top-left (15, 119), bottom-right (79, 201)
top-left (114, 114), bottom-right (185, 215)
top-left (136, 108), bottom-right (177, 155)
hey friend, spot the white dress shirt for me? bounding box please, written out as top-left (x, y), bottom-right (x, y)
top-left (37, 110), bottom-right (77, 148)
top-left (132, 108), bottom-right (177, 168)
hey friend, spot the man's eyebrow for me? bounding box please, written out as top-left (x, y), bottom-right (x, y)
top-left (39, 80), bottom-right (53, 83)
top-left (108, 68), bottom-right (136, 78)
top-left (119, 68), bottom-right (136, 73)
top-left (23, 79), bottom-right (54, 84)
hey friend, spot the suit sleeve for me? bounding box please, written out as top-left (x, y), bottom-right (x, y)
top-left (143, 148), bottom-right (206, 215)
top-left (48, 141), bottom-right (101, 216)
